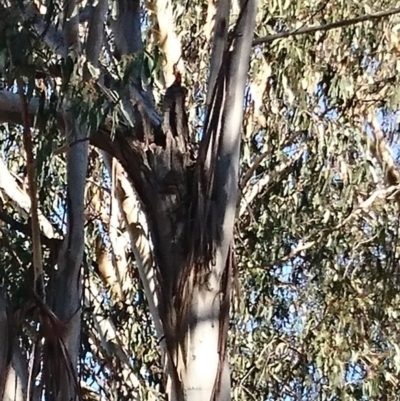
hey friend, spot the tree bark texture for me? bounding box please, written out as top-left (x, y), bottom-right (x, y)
top-left (92, 2), bottom-right (257, 400)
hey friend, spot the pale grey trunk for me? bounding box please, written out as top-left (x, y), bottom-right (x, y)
top-left (47, 0), bottom-right (104, 397)
top-left (0, 288), bottom-right (9, 399)
top-left (184, 282), bottom-right (231, 401)
top-left (2, 345), bottom-right (27, 401)
top-left (50, 115), bottom-right (88, 400)
top-left (185, 1), bottom-right (257, 400)
top-left (0, 289), bottom-right (27, 401)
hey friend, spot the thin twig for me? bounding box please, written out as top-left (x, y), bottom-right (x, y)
top-left (268, 184), bottom-right (400, 268)
top-left (240, 130), bottom-right (305, 189)
top-left (334, 185), bottom-right (400, 230)
top-left (17, 79), bottom-right (44, 297)
top-left (241, 150), bottom-right (268, 189)
top-left (253, 7), bottom-right (400, 46)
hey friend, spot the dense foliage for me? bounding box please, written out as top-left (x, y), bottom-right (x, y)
top-left (1, 0), bottom-right (400, 400)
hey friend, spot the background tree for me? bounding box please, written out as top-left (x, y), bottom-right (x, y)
top-left (1, 1), bottom-right (400, 401)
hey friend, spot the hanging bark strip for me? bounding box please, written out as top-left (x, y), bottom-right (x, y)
top-left (17, 79), bottom-right (44, 298)
top-left (187, 0), bottom-right (255, 273)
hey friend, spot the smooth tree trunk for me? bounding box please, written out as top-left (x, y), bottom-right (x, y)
top-left (0, 290), bottom-right (27, 401)
top-left (101, 1), bottom-right (257, 400)
top-left (183, 2), bottom-right (257, 400)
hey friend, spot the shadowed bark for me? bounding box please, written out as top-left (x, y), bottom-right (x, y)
top-left (0, 289), bottom-right (9, 400)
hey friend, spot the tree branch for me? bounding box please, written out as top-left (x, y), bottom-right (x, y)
top-left (0, 155), bottom-right (56, 240)
top-left (240, 130), bottom-right (305, 189)
top-left (86, 0), bottom-right (108, 65)
top-left (85, 277), bottom-right (140, 393)
top-left (0, 91), bottom-right (39, 126)
top-left (214, 0), bottom-right (257, 253)
top-left (239, 145), bottom-right (306, 217)
top-left (0, 209), bottom-right (59, 248)
top-left (63, 0), bottom-right (80, 54)
top-left (253, 7), bottom-right (400, 46)
top-left (207, 0), bottom-right (230, 107)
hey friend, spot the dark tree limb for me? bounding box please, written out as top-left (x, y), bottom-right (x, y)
top-left (253, 6), bottom-right (400, 45)
top-left (0, 209), bottom-right (61, 249)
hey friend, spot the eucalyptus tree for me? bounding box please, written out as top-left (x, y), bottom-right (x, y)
top-left (0, 0), bottom-right (256, 400)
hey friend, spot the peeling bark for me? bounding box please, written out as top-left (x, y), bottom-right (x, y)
top-left (95, 235), bottom-right (124, 300)
top-left (93, 3), bottom-right (256, 401)
top-left (181, 2), bottom-right (257, 400)
top-left (108, 161), bottom-right (133, 298)
top-left (146, 0), bottom-right (184, 87)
